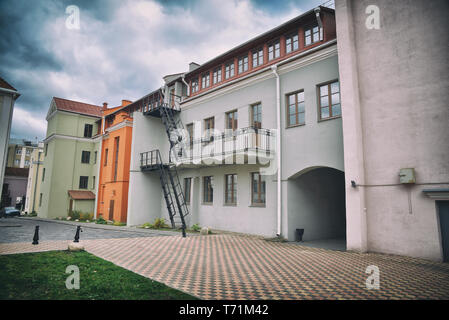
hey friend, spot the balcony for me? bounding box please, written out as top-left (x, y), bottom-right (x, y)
top-left (172, 126), bottom-right (276, 168)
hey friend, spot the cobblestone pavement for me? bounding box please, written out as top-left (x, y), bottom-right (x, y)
top-left (0, 217), bottom-right (168, 243)
top-left (79, 234), bottom-right (449, 300)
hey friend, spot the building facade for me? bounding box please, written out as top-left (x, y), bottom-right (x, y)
top-left (24, 142), bottom-right (44, 214)
top-left (127, 7), bottom-right (346, 243)
top-left (96, 100), bottom-right (134, 222)
top-left (6, 138), bottom-right (40, 168)
top-left (335, 0), bottom-right (449, 261)
top-left (0, 76), bottom-right (20, 206)
top-left (39, 97), bottom-right (102, 219)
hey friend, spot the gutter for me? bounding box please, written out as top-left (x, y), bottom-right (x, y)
top-left (0, 87), bottom-right (20, 99)
top-left (271, 65), bottom-right (282, 237)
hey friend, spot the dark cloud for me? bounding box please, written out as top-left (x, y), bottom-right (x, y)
top-left (0, 0), bottom-right (323, 141)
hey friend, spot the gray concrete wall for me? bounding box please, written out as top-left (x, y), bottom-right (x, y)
top-left (336, 0), bottom-right (449, 260)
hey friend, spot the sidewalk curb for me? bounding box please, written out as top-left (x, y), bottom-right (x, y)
top-left (17, 216), bottom-right (193, 237)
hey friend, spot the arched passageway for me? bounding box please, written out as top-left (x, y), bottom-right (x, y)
top-left (287, 167), bottom-right (346, 250)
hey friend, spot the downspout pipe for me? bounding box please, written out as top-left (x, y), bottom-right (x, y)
top-left (271, 65), bottom-right (282, 237)
top-left (314, 7), bottom-right (324, 41)
top-left (181, 75), bottom-right (190, 99)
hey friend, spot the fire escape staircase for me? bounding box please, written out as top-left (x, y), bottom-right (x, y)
top-left (140, 102), bottom-right (189, 237)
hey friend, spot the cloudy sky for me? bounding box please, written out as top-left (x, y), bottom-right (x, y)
top-left (0, 0), bottom-right (328, 141)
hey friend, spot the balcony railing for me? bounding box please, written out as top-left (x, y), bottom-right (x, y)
top-left (140, 149), bottom-right (164, 168)
top-left (173, 126), bottom-right (276, 164)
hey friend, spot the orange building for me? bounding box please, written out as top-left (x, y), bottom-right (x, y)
top-left (96, 100), bottom-right (134, 222)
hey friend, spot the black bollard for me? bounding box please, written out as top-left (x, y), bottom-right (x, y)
top-left (32, 226), bottom-right (39, 245)
top-left (74, 226), bottom-right (82, 242)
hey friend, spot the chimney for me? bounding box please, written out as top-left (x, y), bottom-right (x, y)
top-left (189, 62), bottom-right (200, 72)
top-left (122, 99), bottom-right (132, 107)
top-left (102, 102), bottom-right (108, 110)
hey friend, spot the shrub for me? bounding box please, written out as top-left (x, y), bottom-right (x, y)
top-left (95, 216), bottom-right (107, 224)
top-left (191, 223), bottom-right (201, 232)
top-left (141, 222), bottom-right (153, 228)
top-left (113, 221), bottom-right (126, 226)
top-left (153, 218), bottom-right (168, 229)
top-left (69, 210), bottom-right (81, 220)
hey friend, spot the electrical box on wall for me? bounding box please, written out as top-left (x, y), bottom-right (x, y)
top-left (399, 168), bottom-right (416, 184)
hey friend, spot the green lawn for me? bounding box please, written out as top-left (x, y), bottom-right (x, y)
top-left (0, 250), bottom-right (198, 300)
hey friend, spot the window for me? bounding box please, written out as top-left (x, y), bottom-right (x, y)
top-left (203, 176), bottom-right (213, 203)
top-left (225, 174), bottom-right (237, 205)
top-left (104, 148), bottom-right (108, 166)
top-left (79, 176), bottom-right (89, 189)
top-left (14, 159), bottom-right (19, 166)
top-left (251, 172), bottom-right (266, 205)
top-left (26, 149), bottom-right (31, 155)
top-left (286, 33), bottom-right (299, 53)
top-left (226, 110), bottom-right (238, 131)
top-left (42, 168), bottom-right (45, 182)
top-left (170, 88), bottom-right (175, 107)
top-left (84, 124), bottom-right (93, 138)
top-left (184, 178), bottom-right (192, 204)
top-left (252, 48), bottom-right (264, 68)
top-left (305, 26), bottom-right (320, 46)
top-left (213, 67), bottom-right (222, 84)
top-left (16, 149), bottom-right (21, 155)
top-left (94, 151), bottom-right (97, 164)
top-left (45, 144), bottom-right (48, 156)
top-left (39, 193), bottom-right (43, 207)
top-left (225, 61), bottom-right (235, 79)
top-left (268, 41), bottom-right (280, 60)
top-left (286, 91), bottom-right (305, 126)
top-left (318, 81), bottom-right (341, 120)
top-left (92, 176), bottom-right (96, 189)
top-left (238, 55), bottom-right (248, 74)
top-left (251, 103), bottom-right (262, 129)
top-left (201, 73), bottom-right (210, 89)
top-left (113, 137), bottom-right (120, 182)
top-left (24, 160), bottom-right (30, 166)
top-left (191, 78), bottom-right (199, 93)
top-left (204, 117), bottom-right (215, 141)
top-left (81, 151), bottom-right (90, 164)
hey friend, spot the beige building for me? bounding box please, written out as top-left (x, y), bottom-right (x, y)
top-left (6, 138), bottom-right (40, 168)
top-left (24, 142), bottom-right (44, 214)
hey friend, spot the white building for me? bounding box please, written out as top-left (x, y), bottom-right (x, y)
top-left (0, 77), bottom-right (20, 203)
top-left (127, 7), bottom-right (346, 244)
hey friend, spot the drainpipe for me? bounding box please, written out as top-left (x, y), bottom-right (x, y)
top-left (181, 75), bottom-right (190, 99)
top-left (271, 65), bottom-right (282, 237)
top-left (314, 7), bottom-right (324, 41)
top-left (31, 151), bottom-right (41, 213)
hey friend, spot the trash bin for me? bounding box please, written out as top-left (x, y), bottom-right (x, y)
top-left (295, 228), bottom-right (304, 242)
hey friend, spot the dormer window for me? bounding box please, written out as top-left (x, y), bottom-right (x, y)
top-left (201, 73), bottom-right (210, 89)
top-left (213, 67), bottom-right (222, 84)
top-left (238, 55), bottom-right (249, 74)
top-left (225, 61), bottom-right (235, 79)
top-left (252, 48), bottom-right (264, 68)
top-left (268, 41), bottom-right (280, 60)
top-left (305, 26), bottom-right (321, 46)
top-left (286, 33), bottom-right (299, 54)
top-left (191, 78), bottom-right (199, 93)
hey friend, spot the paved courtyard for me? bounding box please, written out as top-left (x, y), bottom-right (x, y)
top-left (1, 220), bottom-right (449, 300)
top-left (80, 235), bottom-right (449, 300)
top-left (0, 217), bottom-right (169, 243)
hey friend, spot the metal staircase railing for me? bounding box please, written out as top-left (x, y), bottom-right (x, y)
top-left (140, 149), bottom-right (188, 237)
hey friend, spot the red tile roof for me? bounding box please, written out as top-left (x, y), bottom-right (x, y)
top-left (68, 190), bottom-right (96, 200)
top-left (0, 76), bottom-right (17, 91)
top-left (53, 97), bottom-right (102, 117)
